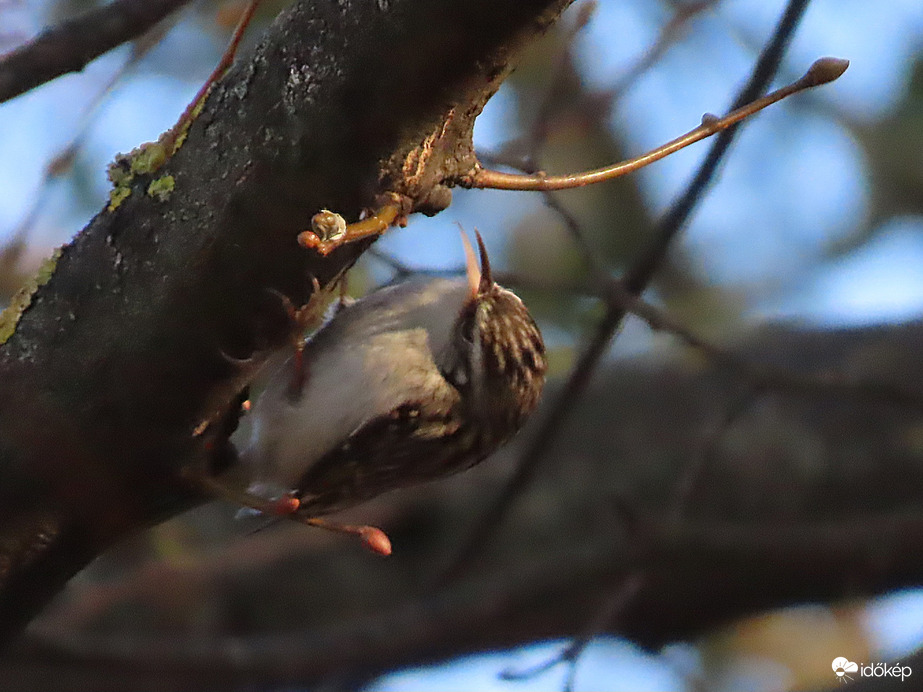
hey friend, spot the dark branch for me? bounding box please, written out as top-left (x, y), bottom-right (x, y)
top-left (0, 0), bottom-right (193, 104)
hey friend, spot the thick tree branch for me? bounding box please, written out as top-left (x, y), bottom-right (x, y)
top-left (0, 0), bottom-right (573, 646)
top-left (0, 0), bottom-right (193, 104)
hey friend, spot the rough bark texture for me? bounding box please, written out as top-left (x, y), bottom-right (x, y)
top-left (0, 0), bottom-right (573, 647)
top-left (1, 320), bottom-right (922, 691)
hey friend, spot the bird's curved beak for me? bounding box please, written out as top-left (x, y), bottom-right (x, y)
top-left (460, 229), bottom-right (493, 299)
top-left (460, 229), bottom-right (481, 298)
top-left (474, 230), bottom-right (492, 293)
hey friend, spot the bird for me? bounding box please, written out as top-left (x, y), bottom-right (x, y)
top-left (239, 231), bottom-right (546, 522)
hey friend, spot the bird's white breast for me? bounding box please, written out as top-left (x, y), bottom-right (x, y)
top-left (243, 278), bottom-right (469, 491)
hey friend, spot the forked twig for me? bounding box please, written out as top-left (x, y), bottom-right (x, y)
top-left (466, 58), bottom-right (846, 192)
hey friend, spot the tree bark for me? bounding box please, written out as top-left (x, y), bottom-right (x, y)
top-left (0, 0), bottom-right (573, 647)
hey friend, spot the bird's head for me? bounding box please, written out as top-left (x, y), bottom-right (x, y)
top-left (442, 231), bottom-right (547, 437)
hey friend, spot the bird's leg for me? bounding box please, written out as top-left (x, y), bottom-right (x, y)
top-left (264, 277), bottom-right (327, 397)
top-left (297, 203), bottom-right (402, 256)
top-left (197, 474), bottom-right (299, 516)
top-left (195, 475), bottom-right (391, 555)
top-left (333, 272), bottom-right (355, 314)
top-left (296, 516), bottom-right (392, 556)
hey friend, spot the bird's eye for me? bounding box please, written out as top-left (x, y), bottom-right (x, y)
top-left (458, 305), bottom-right (477, 344)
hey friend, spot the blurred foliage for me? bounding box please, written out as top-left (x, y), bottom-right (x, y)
top-left (855, 57), bottom-right (923, 230)
top-left (701, 605), bottom-right (872, 691)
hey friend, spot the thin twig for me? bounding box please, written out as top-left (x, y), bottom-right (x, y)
top-left (485, 0), bottom-right (720, 281)
top-left (626, 0), bottom-right (814, 290)
top-left (499, 571), bottom-right (644, 690)
top-left (468, 57), bottom-right (845, 192)
top-left (525, 1), bottom-right (598, 162)
top-left (520, 1), bottom-right (606, 278)
top-left (160, 0), bottom-right (265, 154)
top-left (3, 31), bottom-right (162, 258)
top-left (667, 386), bottom-right (760, 525)
top-left (608, 0), bottom-right (719, 100)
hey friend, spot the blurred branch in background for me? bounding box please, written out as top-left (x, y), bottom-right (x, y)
top-left (0, 27), bottom-right (164, 301)
top-left (0, 0), bottom-right (193, 103)
top-left (6, 319), bottom-right (923, 691)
